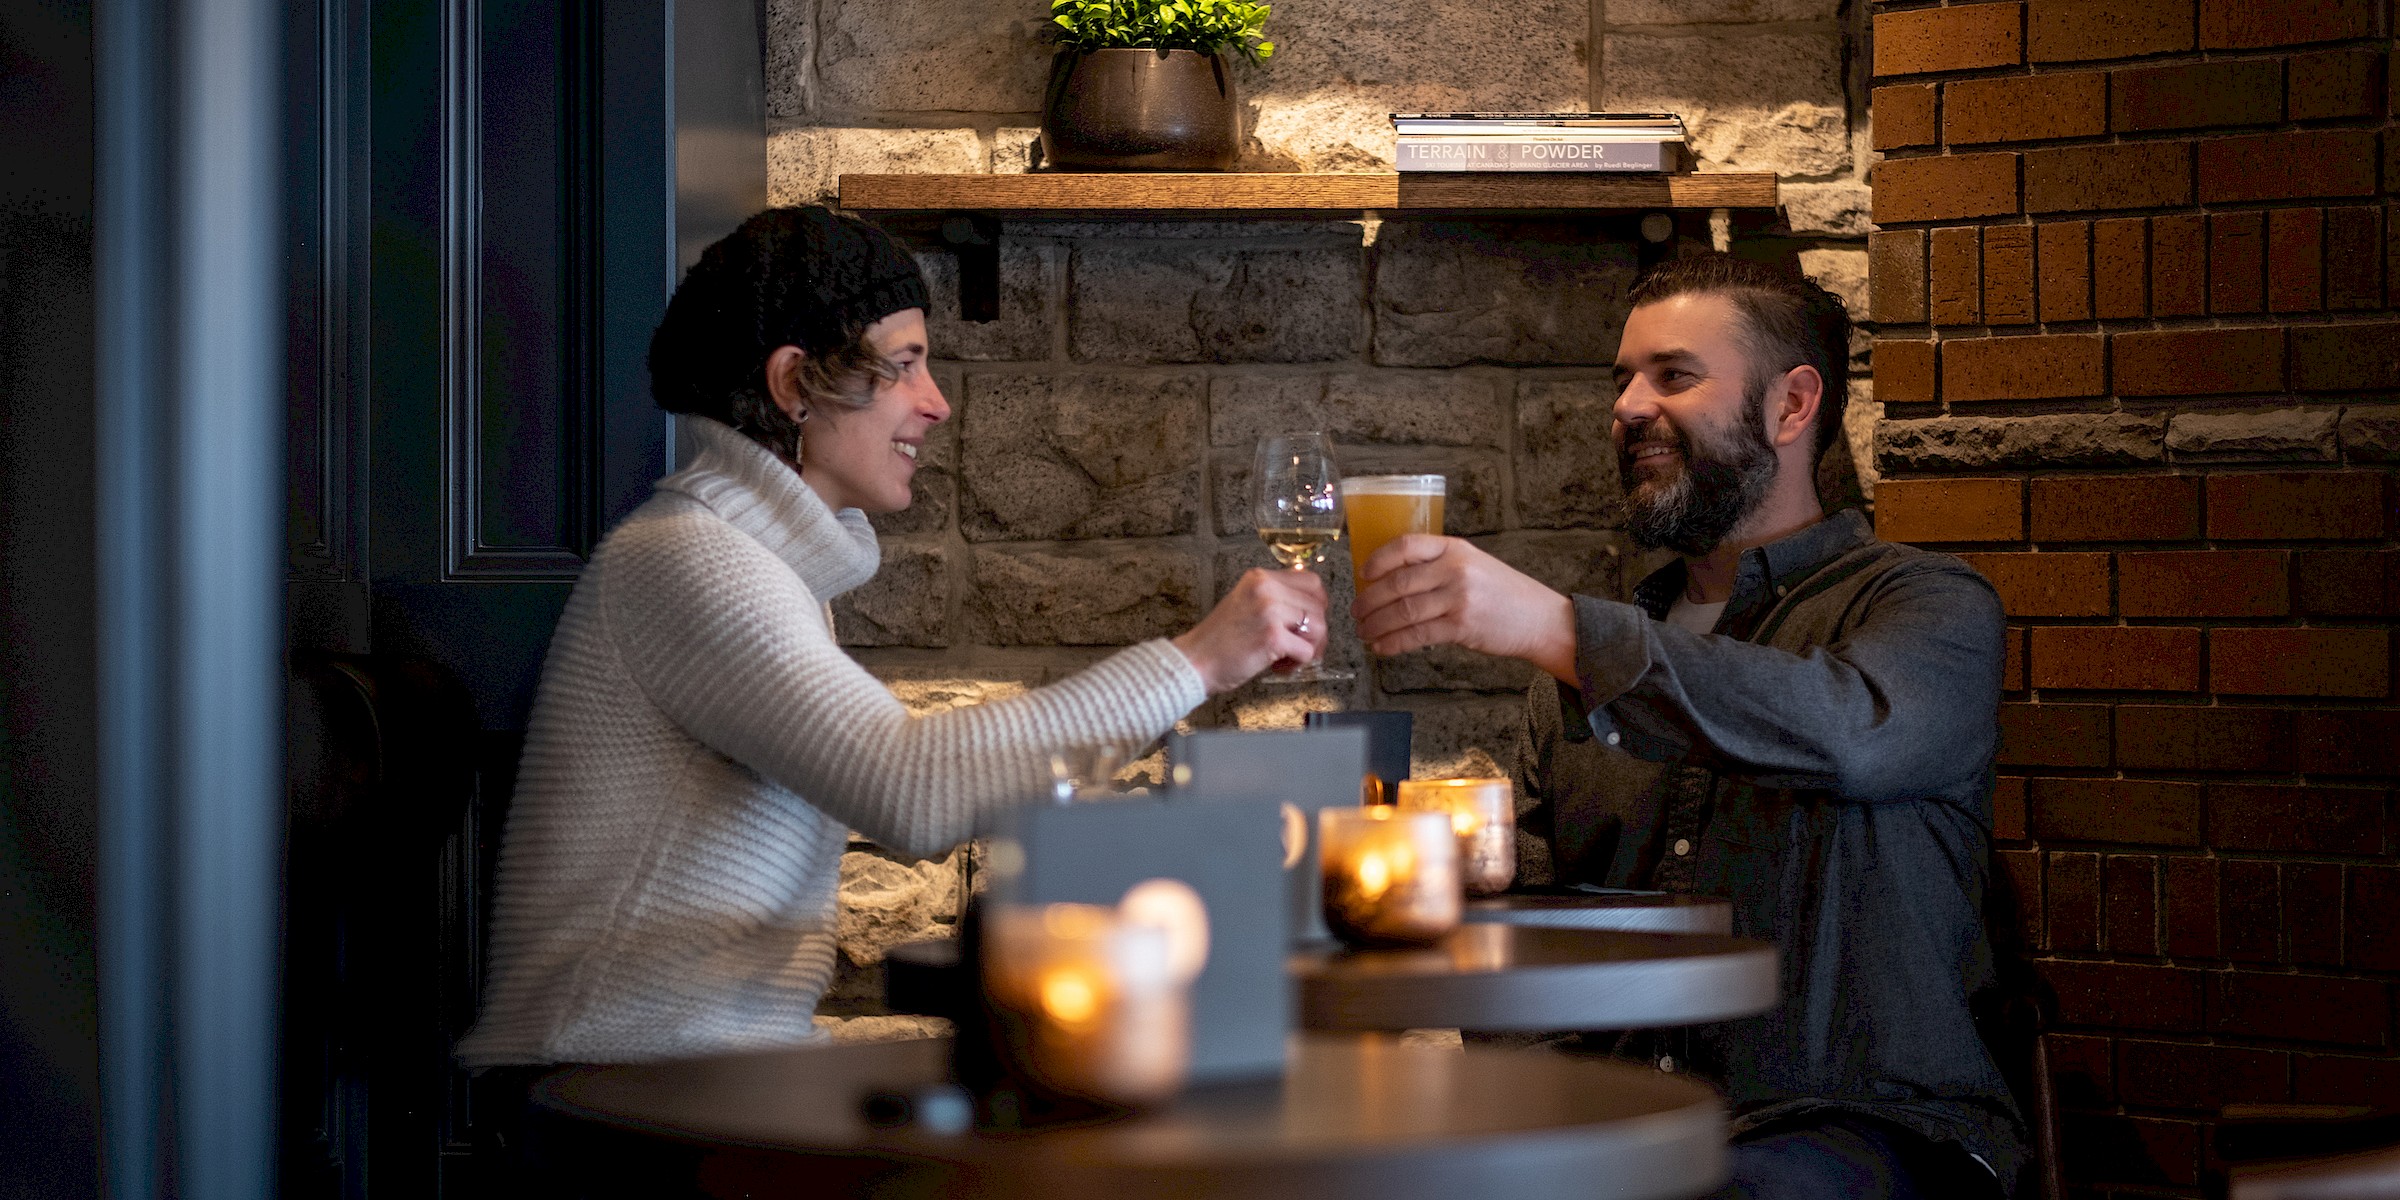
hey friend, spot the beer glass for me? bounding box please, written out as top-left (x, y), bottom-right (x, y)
top-left (1339, 474), bottom-right (1447, 593)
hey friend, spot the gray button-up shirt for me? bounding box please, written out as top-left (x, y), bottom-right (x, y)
top-left (1514, 509), bottom-right (2024, 1187)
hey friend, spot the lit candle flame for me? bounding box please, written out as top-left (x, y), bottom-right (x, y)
top-left (1397, 778), bottom-right (1514, 898)
top-left (1040, 970), bottom-right (1101, 1025)
top-left (1354, 843), bottom-right (1414, 901)
top-left (1119, 878), bottom-right (1210, 987)
top-left (1355, 850), bottom-right (1390, 900)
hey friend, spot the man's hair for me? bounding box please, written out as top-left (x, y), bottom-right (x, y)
top-left (1625, 253), bottom-right (1852, 461)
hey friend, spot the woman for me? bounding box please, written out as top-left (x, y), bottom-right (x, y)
top-left (458, 207), bottom-right (1324, 1067)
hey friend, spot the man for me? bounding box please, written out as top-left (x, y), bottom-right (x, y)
top-left (1351, 254), bottom-right (2023, 1198)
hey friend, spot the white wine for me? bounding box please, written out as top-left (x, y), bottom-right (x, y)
top-left (1259, 526), bottom-right (1340, 568)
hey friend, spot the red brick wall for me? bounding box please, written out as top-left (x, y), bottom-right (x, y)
top-left (1867, 2), bottom-right (2400, 1192)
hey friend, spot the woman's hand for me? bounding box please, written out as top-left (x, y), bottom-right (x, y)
top-left (1172, 568), bottom-right (1329, 695)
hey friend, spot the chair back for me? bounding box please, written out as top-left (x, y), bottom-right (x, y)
top-left (282, 652), bottom-right (479, 1199)
top-left (1976, 845), bottom-right (2066, 1200)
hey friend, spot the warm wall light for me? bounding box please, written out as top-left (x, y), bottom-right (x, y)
top-left (1396, 777), bottom-right (1515, 897)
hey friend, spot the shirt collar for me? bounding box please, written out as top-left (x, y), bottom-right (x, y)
top-left (656, 415), bottom-right (882, 600)
top-left (1630, 508), bottom-right (1873, 620)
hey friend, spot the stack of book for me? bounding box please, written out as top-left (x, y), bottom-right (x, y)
top-left (1391, 112), bottom-right (1688, 173)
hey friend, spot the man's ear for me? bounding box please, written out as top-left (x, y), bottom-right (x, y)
top-left (763, 345), bottom-right (809, 422)
top-left (1769, 364), bottom-right (1824, 452)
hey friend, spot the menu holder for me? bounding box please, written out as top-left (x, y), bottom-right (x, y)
top-left (1304, 709), bottom-right (1413, 804)
top-left (1165, 727), bottom-right (1370, 945)
top-left (983, 791), bottom-right (1291, 1085)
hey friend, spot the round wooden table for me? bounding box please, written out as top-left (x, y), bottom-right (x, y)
top-left (532, 1035), bottom-right (1730, 1200)
top-left (1291, 924), bottom-right (1777, 1033)
top-left (1464, 892), bottom-right (1733, 935)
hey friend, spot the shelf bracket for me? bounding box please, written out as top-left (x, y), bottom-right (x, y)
top-left (939, 216), bottom-right (1003, 324)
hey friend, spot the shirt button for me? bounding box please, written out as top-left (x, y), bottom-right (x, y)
top-left (1673, 838), bottom-right (1692, 856)
top-left (1658, 1055), bottom-right (1677, 1073)
top-left (1775, 584), bottom-right (1788, 597)
top-left (1605, 731), bottom-right (1621, 747)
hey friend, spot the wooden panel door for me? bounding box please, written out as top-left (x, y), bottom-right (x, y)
top-left (360, 0), bottom-right (670, 727)
top-left (281, 0), bottom-right (682, 1194)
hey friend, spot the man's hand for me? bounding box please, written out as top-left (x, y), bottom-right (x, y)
top-left (1173, 567), bottom-right (1330, 695)
top-left (1350, 535), bottom-right (1579, 685)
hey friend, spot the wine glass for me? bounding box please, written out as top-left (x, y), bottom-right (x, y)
top-left (1252, 432), bottom-right (1352, 684)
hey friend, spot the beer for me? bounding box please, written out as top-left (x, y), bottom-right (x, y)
top-left (1340, 474), bottom-right (1446, 591)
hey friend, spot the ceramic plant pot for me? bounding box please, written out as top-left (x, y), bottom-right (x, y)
top-left (1040, 48), bottom-right (1241, 171)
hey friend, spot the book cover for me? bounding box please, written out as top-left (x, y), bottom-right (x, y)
top-left (1392, 111), bottom-right (1687, 135)
top-left (1390, 111), bottom-right (1682, 124)
top-left (1395, 138), bottom-right (1675, 172)
top-left (1395, 123), bottom-right (1683, 139)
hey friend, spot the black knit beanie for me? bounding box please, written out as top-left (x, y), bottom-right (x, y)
top-left (772, 205), bottom-right (930, 355)
top-left (648, 205), bottom-right (930, 418)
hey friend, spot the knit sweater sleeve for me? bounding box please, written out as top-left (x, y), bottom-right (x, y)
top-left (601, 514), bottom-right (1209, 860)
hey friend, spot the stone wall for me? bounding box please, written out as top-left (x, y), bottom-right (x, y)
top-left (765, 0), bottom-right (1882, 1031)
top-left (1867, 1), bottom-right (2400, 1194)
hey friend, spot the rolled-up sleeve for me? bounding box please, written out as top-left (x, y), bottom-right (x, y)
top-left (1564, 560), bottom-right (2005, 802)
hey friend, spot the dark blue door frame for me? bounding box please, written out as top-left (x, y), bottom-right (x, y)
top-left (95, 0), bottom-right (285, 1197)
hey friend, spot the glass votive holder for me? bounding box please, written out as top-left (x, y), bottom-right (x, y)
top-left (1048, 742), bottom-right (1128, 804)
top-left (1319, 807), bottom-right (1461, 947)
top-left (980, 902), bottom-right (1190, 1109)
top-left (1396, 777), bottom-right (1517, 897)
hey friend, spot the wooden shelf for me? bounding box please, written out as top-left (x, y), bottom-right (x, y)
top-left (837, 172), bottom-right (1778, 216)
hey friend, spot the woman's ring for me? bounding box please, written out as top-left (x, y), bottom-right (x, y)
top-left (1294, 614), bottom-right (1311, 636)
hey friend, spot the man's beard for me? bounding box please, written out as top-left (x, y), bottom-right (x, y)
top-left (1618, 378), bottom-right (1779, 557)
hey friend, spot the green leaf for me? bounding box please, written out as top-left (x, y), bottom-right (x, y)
top-left (1041, 0), bottom-right (1273, 56)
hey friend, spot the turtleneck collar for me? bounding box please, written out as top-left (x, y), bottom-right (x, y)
top-left (656, 415), bottom-right (881, 601)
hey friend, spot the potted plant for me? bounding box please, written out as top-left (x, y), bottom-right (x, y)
top-left (1041, 1), bottom-right (1274, 171)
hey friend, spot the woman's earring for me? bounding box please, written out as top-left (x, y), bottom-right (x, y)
top-left (793, 405), bottom-right (810, 425)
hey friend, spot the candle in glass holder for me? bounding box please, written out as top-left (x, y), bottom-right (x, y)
top-left (1319, 807), bottom-right (1461, 946)
top-left (981, 901), bottom-right (1189, 1108)
top-left (1396, 777), bottom-right (1516, 897)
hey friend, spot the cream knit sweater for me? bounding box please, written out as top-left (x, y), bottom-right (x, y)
top-left (457, 416), bottom-right (1208, 1066)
